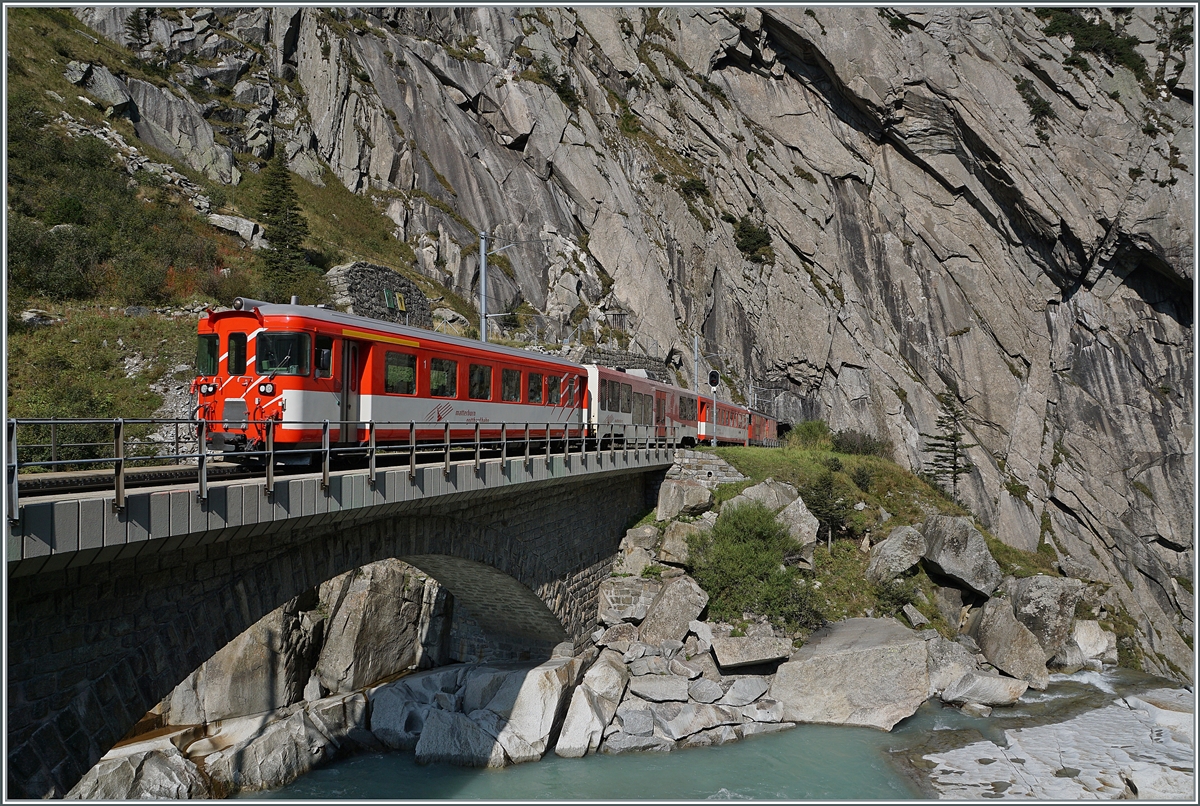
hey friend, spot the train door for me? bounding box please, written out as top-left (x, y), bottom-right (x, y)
top-left (655, 391), bottom-right (667, 441)
top-left (340, 340), bottom-right (363, 438)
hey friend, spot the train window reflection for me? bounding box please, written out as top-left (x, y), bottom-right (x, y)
top-left (547, 376), bottom-right (560, 405)
top-left (528, 372), bottom-right (543, 404)
top-left (502, 369), bottom-right (521, 402)
top-left (469, 364), bottom-right (493, 400)
top-left (257, 332), bottom-right (311, 376)
top-left (430, 357), bottom-right (458, 397)
top-left (197, 335), bottom-right (218, 375)
top-left (385, 351), bottom-right (416, 394)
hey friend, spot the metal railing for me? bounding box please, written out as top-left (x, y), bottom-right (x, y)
top-left (6, 417), bottom-right (682, 520)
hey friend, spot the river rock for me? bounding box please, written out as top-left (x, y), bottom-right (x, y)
top-left (1047, 639), bottom-right (1089, 673)
top-left (739, 698), bottom-right (785, 723)
top-left (940, 671), bottom-right (1029, 706)
top-left (960, 702), bottom-right (992, 718)
top-left (460, 665), bottom-right (518, 713)
top-left (629, 655), bottom-right (670, 676)
top-left (656, 479), bottom-right (713, 520)
top-left (650, 701), bottom-right (742, 741)
top-left (740, 722), bottom-right (796, 738)
top-left (926, 635), bottom-right (979, 696)
top-left (481, 657), bottom-right (577, 761)
top-left (688, 677), bottom-right (724, 703)
top-left (414, 709), bottom-right (508, 767)
top-left (203, 708), bottom-right (336, 792)
top-left (660, 520), bottom-right (703, 565)
top-left (865, 525), bottom-right (927, 584)
top-left (921, 516), bottom-right (1003, 597)
top-left (597, 622), bottom-right (639, 647)
top-left (710, 635), bottom-right (792, 669)
top-left (307, 692), bottom-right (377, 752)
top-left (600, 730), bottom-right (673, 754)
top-left (66, 747), bottom-right (211, 799)
top-left (933, 585), bottom-right (966, 630)
top-left (680, 724), bottom-right (740, 748)
top-left (770, 618), bottom-right (929, 730)
top-left (724, 478), bottom-right (798, 512)
top-left (598, 577), bottom-right (662, 625)
top-left (976, 598), bottom-right (1050, 690)
top-left (775, 494), bottom-right (820, 568)
top-left (467, 708), bottom-right (538, 765)
top-left (1007, 575), bottom-right (1084, 657)
top-left (637, 575), bottom-right (709, 645)
top-left (1071, 620), bottom-right (1118, 663)
top-left (902, 604), bottom-right (929, 628)
top-left (622, 524), bottom-right (660, 550)
top-left (718, 676), bottom-right (769, 706)
top-left (628, 674), bottom-right (690, 702)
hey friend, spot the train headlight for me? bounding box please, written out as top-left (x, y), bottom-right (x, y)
top-left (200, 383), bottom-right (217, 395)
top-left (258, 382), bottom-right (275, 395)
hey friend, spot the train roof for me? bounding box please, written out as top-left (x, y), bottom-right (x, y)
top-left (206, 301), bottom-right (583, 371)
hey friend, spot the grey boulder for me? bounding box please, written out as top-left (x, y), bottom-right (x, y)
top-left (627, 674), bottom-right (690, 702)
top-left (922, 516), bottom-right (1003, 597)
top-left (724, 478), bottom-right (798, 512)
top-left (660, 520), bottom-right (704, 565)
top-left (976, 598), bottom-right (1050, 690)
top-left (866, 525), bottom-right (927, 584)
top-left (651, 701), bottom-right (742, 741)
top-left (940, 671), bottom-right (1029, 706)
top-left (770, 618), bottom-right (929, 730)
top-left (637, 575), bottom-right (709, 645)
top-left (656, 479), bottom-right (713, 520)
top-left (776, 494), bottom-right (820, 568)
top-left (66, 747), bottom-right (211, 799)
top-left (710, 635), bottom-right (793, 669)
top-left (414, 709), bottom-right (507, 767)
top-left (1007, 575), bottom-right (1084, 657)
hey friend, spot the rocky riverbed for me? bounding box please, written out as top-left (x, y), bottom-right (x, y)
top-left (68, 455), bottom-right (1193, 799)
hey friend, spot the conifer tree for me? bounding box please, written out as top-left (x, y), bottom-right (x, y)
top-left (920, 395), bottom-right (977, 500)
top-left (258, 149), bottom-right (310, 302)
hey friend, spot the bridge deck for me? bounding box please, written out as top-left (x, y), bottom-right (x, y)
top-left (7, 445), bottom-right (676, 576)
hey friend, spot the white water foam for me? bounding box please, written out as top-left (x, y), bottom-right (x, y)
top-left (1049, 669), bottom-right (1117, 694)
top-left (706, 787), bottom-right (753, 800)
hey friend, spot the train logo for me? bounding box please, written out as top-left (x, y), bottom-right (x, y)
top-left (426, 401), bottom-right (454, 422)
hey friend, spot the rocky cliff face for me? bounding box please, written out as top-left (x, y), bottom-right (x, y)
top-left (68, 6), bottom-right (1192, 681)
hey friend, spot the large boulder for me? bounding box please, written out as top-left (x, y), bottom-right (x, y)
top-left (413, 709), bottom-right (507, 768)
top-left (126, 78), bottom-right (239, 184)
top-left (637, 575), bottom-right (709, 645)
top-left (656, 479), bottom-right (713, 520)
top-left (710, 636), bottom-right (793, 670)
top-left (940, 671), bottom-right (1029, 706)
top-left (1071, 620), bottom-right (1118, 664)
top-left (976, 598), bottom-right (1050, 690)
top-left (621, 524), bottom-right (660, 550)
top-left (1007, 575), bottom-right (1084, 657)
top-left (315, 560), bottom-right (432, 694)
top-left (659, 520), bottom-right (704, 566)
top-left (612, 545), bottom-right (653, 576)
top-left (367, 666), bottom-right (468, 749)
top-left (628, 674), bottom-right (691, 702)
top-left (478, 657), bottom-right (579, 763)
top-left (926, 635), bottom-right (979, 696)
top-left (203, 708), bottom-right (336, 792)
top-left (775, 495), bottom-right (820, 568)
top-left (717, 676), bottom-right (770, 706)
top-left (724, 478), bottom-right (798, 512)
top-left (66, 747), bottom-right (211, 799)
top-left (865, 526), bottom-right (927, 584)
top-left (921, 516), bottom-right (1003, 597)
top-left (554, 651), bottom-right (629, 758)
top-left (769, 618), bottom-right (929, 730)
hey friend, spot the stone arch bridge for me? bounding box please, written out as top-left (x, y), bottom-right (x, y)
top-left (6, 449), bottom-right (672, 797)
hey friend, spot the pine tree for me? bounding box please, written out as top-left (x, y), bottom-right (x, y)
top-left (258, 149), bottom-right (310, 302)
top-left (920, 395), bottom-right (976, 500)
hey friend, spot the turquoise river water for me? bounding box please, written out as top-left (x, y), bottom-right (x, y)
top-left (244, 668), bottom-right (1182, 800)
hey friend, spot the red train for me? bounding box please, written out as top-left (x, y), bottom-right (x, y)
top-left (193, 298), bottom-right (777, 458)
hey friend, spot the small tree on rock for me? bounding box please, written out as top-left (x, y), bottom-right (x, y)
top-left (921, 394), bottom-right (976, 500)
top-left (258, 149), bottom-right (311, 302)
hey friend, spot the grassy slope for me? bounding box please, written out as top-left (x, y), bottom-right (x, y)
top-left (691, 445), bottom-right (1060, 639)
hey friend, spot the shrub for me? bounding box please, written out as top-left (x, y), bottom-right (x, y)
top-left (734, 216), bottom-right (773, 262)
top-left (872, 576), bottom-right (917, 617)
top-left (823, 456), bottom-right (843, 473)
top-left (799, 471), bottom-right (850, 544)
top-left (688, 502), bottom-right (824, 631)
top-left (680, 178), bottom-right (710, 199)
top-left (788, 419), bottom-right (831, 450)
top-left (851, 465), bottom-right (872, 492)
top-left (831, 429), bottom-right (892, 457)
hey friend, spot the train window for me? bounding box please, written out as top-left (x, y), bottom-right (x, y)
top-left (227, 333), bottom-right (247, 375)
top-left (257, 332), bottom-right (311, 376)
top-left (502, 369), bottom-right (521, 402)
top-left (469, 364), bottom-right (493, 400)
top-left (528, 372), bottom-right (543, 404)
top-left (197, 334), bottom-right (218, 375)
top-left (620, 383), bottom-right (632, 414)
top-left (385, 351), bottom-right (416, 394)
top-left (547, 375), bottom-right (560, 405)
top-left (598, 379), bottom-right (606, 411)
top-left (314, 335), bottom-right (333, 379)
top-left (566, 378), bottom-right (575, 407)
top-left (430, 357), bottom-right (458, 397)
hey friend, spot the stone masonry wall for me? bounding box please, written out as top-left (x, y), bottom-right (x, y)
top-left (325, 261), bottom-right (434, 330)
top-left (665, 449), bottom-right (747, 489)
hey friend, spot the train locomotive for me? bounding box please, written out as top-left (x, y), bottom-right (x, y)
top-left (193, 298), bottom-right (777, 459)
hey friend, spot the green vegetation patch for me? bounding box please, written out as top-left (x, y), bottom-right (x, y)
top-left (688, 502), bottom-right (825, 632)
top-left (1036, 8), bottom-right (1148, 81)
top-left (980, 529), bottom-right (1060, 578)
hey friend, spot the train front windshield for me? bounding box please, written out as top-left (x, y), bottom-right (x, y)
top-left (257, 332), bottom-right (311, 376)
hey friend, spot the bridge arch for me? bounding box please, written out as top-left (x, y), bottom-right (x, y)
top-left (7, 470), bottom-right (659, 798)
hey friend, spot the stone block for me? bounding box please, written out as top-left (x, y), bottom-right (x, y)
top-left (656, 480), bottom-right (712, 521)
top-left (922, 515), bottom-right (1003, 597)
top-left (866, 526), bottom-right (927, 584)
top-left (940, 671), bottom-right (1028, 706)
top-left (638, 576), bottom-right (709, 645)
top-left (976, 599), bottom-right (1049, 690)
top-left (627, 674), bottom-right (690, 702)
top-left (710, 636), bottom-right (792, 669)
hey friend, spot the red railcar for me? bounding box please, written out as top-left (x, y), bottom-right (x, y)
top-left (584, 364), bottom-right (700, 446)
top-left (194, 299), bottom-right (586, 457)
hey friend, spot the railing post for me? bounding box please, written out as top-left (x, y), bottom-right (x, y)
top-left (50, 418), bottom-right (57, 464)
top-left (524, 424), bottom-right (531, 470)
top-left (265, 419), bottom-right (275, 495)
top-left (623, 423), bottom-right (629, 461)
top-left (562, 422), bottom-right (569, 463)
top-left (500, 422), bottom-right (507, 469)
top-left (545, 422), bottom-right (551, 468)
top-left (367, 420), bottom-right (377, 487)
top-left (7, 420), bottom-right (19, 521)
top-left (321, 419), bottom-right (331, 490)
top-left (443, 422), bottom-right (451, 478)
top-left (409, 421), bottom-right (416, 481)
top-left (610, 423), bottom-right (615, 461)
top-left (113, 418), bottom-right (125, 511)
top-left (474, 422), bottom-right (481, 475)
top-left (197, 418), bottom-right (208, 501)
